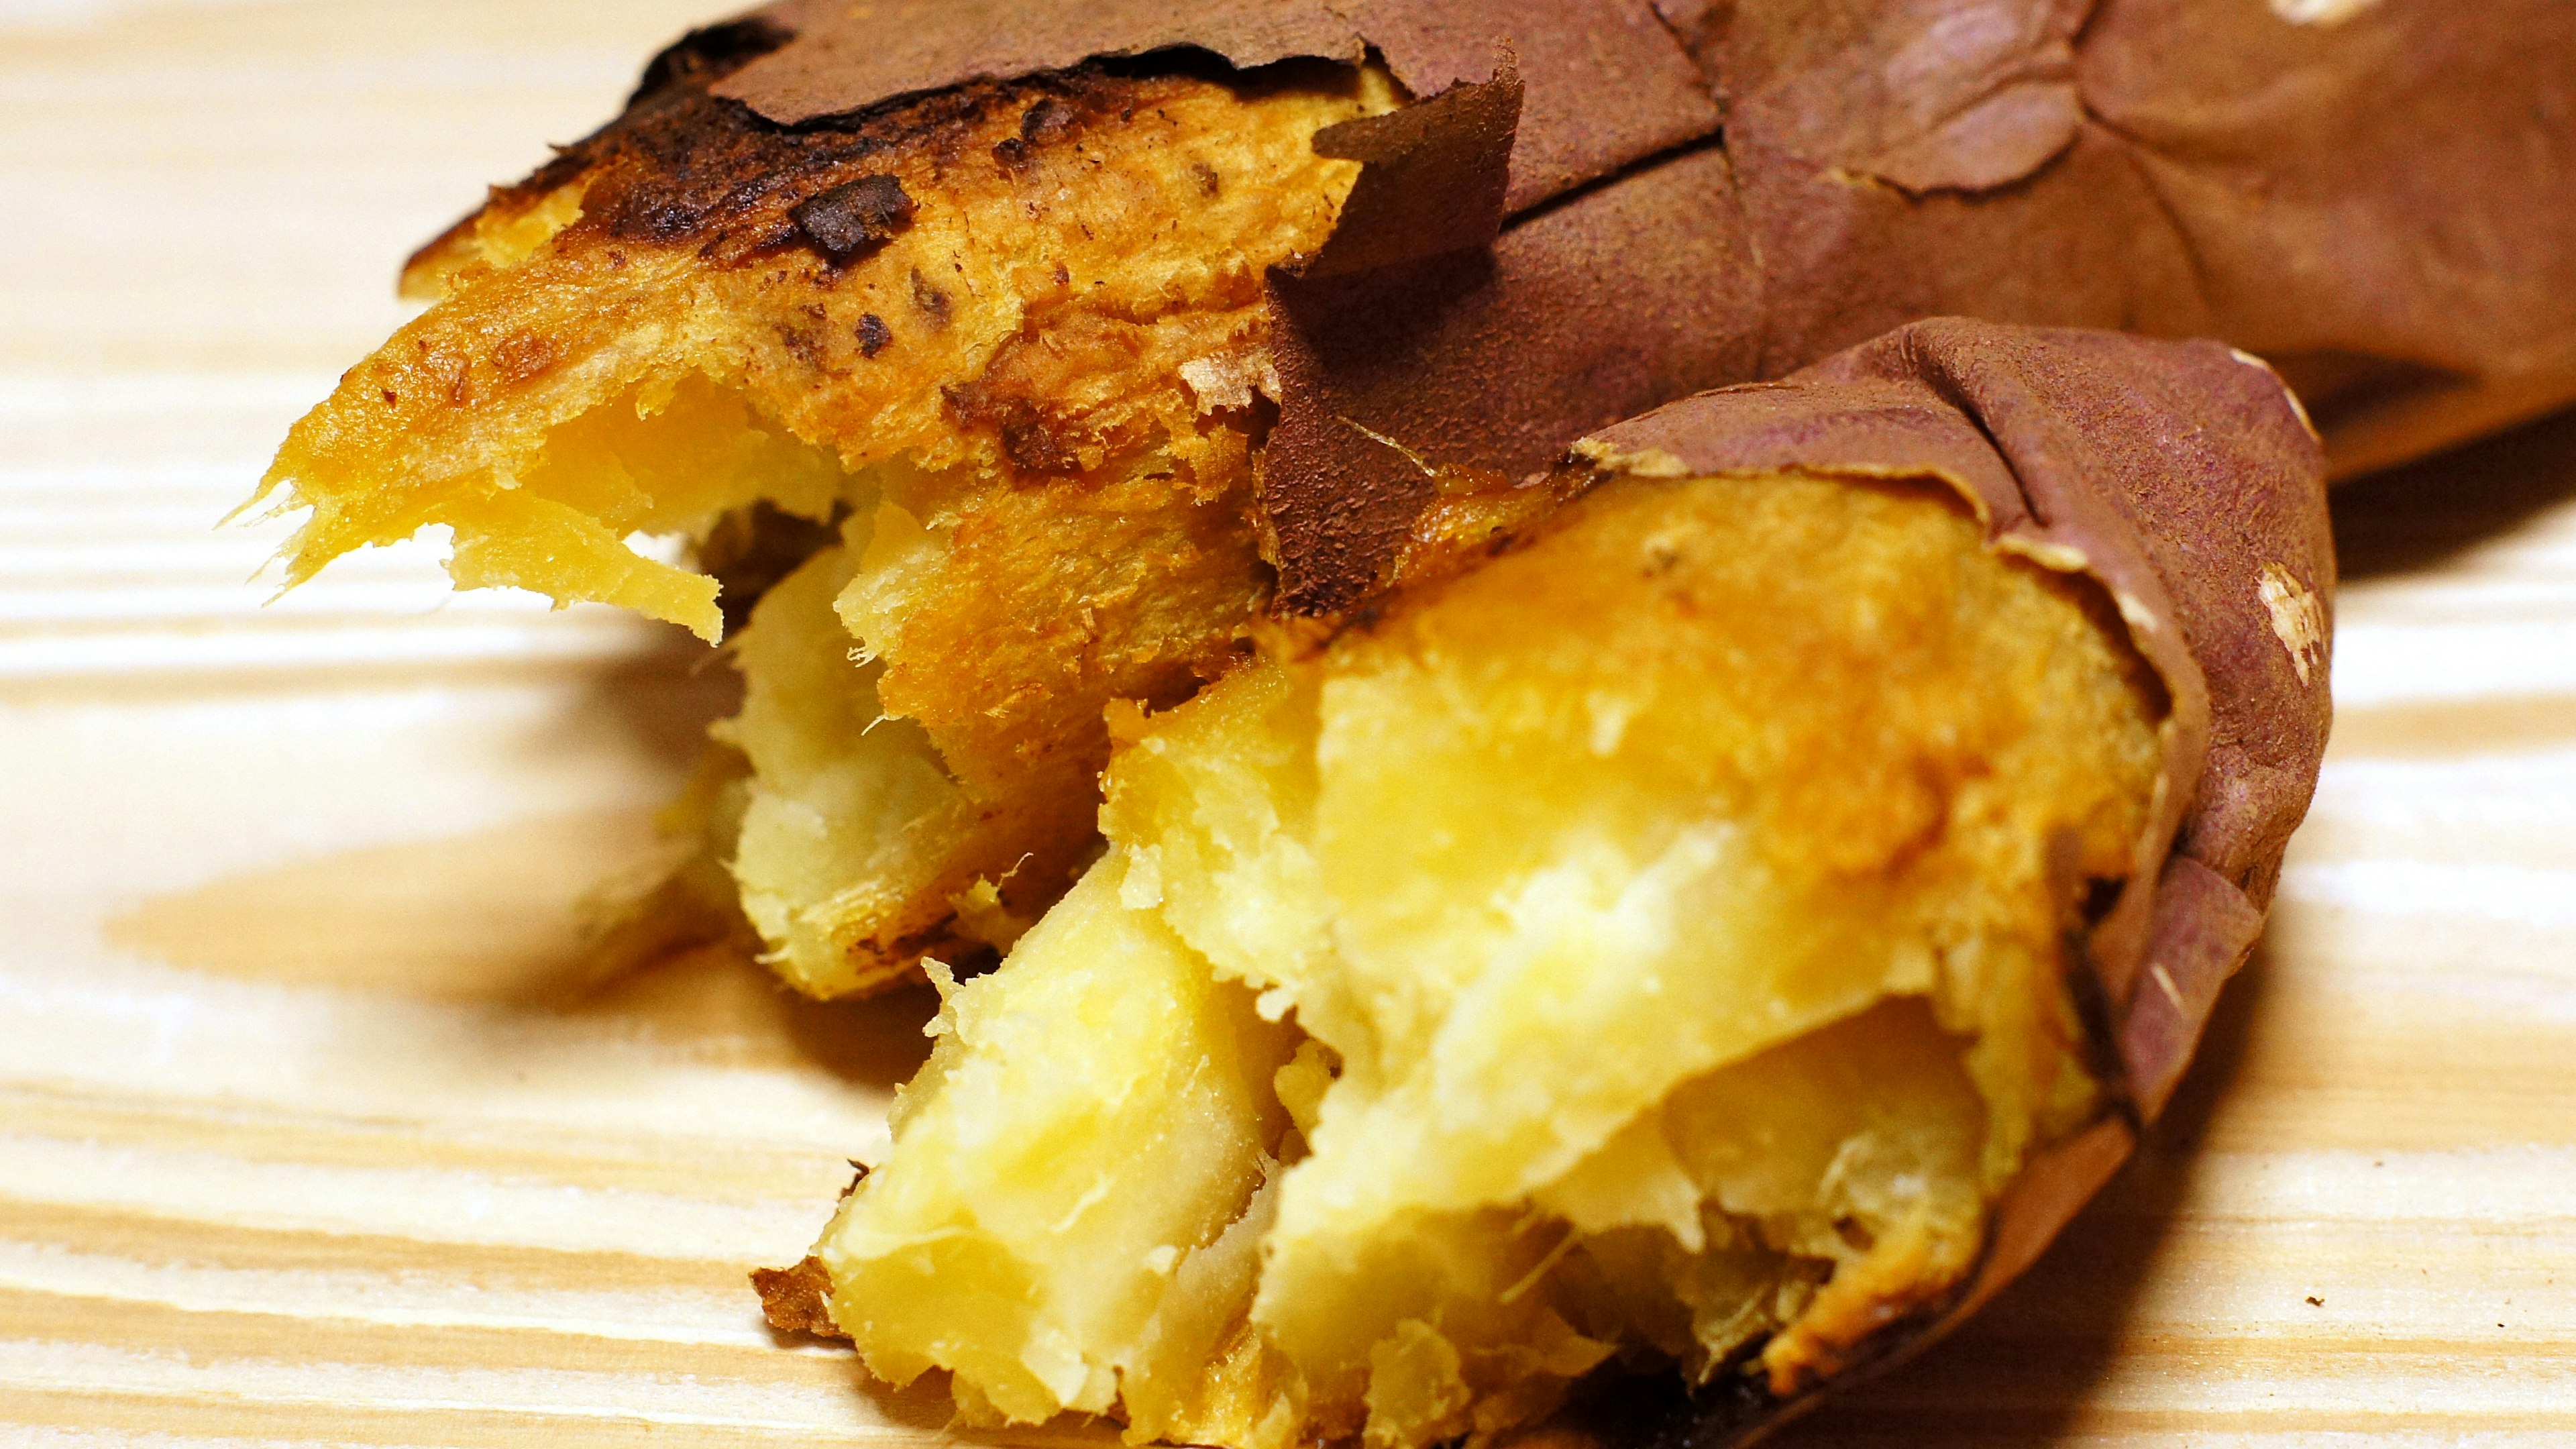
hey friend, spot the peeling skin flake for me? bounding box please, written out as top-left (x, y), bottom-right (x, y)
top-left (2260, 563), bottom-right (2330, 686)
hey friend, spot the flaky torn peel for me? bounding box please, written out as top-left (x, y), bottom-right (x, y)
top-left (757, 321), bottom-right (2332, 1449)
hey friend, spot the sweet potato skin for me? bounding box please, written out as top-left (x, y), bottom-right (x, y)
top-left (1690, 0), bottom-right (2576, 473)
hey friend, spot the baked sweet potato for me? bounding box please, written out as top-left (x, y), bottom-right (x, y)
top-left (759, 319), bottom-right (2332, 1448)
top-left (251, 0), bottom-right (2568, 999)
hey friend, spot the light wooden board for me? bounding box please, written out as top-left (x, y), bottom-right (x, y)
top-left (3, 2), bottom-right (2573, 1444)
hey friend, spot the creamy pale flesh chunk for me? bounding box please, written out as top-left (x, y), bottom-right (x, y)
top-left (804, 472), bottom-right (2165, 1448)
top-left (822, 859), bottom-right (1297, 1429)
top-left (257, 67), bottom-right (1390, 996)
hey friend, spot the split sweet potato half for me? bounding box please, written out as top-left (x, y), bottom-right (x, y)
top-left (248, 1), bottom-right (2561, 1442)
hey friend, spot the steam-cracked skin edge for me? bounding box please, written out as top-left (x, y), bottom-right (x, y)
top-left (763, 321), bottom-right (2334, 1449)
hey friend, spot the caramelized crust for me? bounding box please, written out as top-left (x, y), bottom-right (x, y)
top-left (264, 58), bottom-right (1376, 640)
top-left (260, 46), bottom-right (1388, 995)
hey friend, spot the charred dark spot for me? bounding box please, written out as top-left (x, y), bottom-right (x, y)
top-left (1191, 159), bottom-right (1222, 197)
top-left (857, 313), bottom-right (893, 358)
top-left (426, 349), bottom-right (475, 408)
top-left (840, 1160), bottom-right (872, 1199)
top-left (910, 270), bottom-right (953, 329)
top-left (380, 389), bottom-right (398, 407)
top-left (492, 332), bottom-right (560, 385)
top-left (789, 173), bottom-right (916, 263)
top-left (943, 383), bottom-right (1082, 476)
top-left (776, 323), bottom-right (825, 367)
top-left (1001, 413), bottom-right (1083, 474)
top-left (989, 86), bottom-right (1116, 175)
top-left (413, 56), bottom-right (1167, 282)
top-left (573, 85), bottom-right (940, 254)
top-left (1020, 96), bottom-right (1079, 145)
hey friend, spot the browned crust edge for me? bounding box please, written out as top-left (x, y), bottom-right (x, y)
top-left (713, 0), bottom-right (1719, 215)
top-left (753, 1254), bottom-right (851, 1341)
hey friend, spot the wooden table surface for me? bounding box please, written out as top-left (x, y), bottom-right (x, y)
top-left (4, 2), bottom-right (2573, 1444)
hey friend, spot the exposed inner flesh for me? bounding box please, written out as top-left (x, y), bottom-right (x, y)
top-left (255, 65), bottom-right (1389, 994)
top-left (800, 473), bottom-right (2165, 1449)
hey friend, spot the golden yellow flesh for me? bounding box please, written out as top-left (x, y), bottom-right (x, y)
top-left (260, 72), bottom-right (1387, 996)
top-left (810, 473), bottom-right (2164, 1448)
top-left (714, 533), bottom-right (977, 981)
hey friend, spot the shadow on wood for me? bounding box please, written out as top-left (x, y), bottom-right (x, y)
top-left (2335, 405), bottom-right (2576, 582)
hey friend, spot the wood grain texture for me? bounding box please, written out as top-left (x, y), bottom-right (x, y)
top-left (3, 1), bottom-right (2571, 1444)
